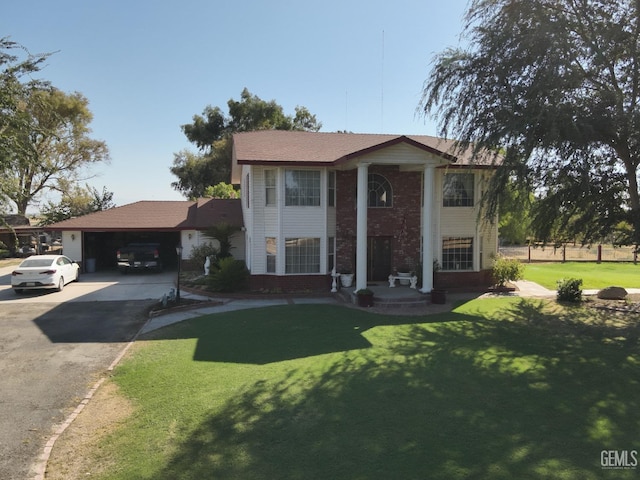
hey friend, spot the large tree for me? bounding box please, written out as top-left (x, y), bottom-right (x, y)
top-left (421, 0), bottom-right (640, 246)
top-left (0, 38), bottom-right (51, 232)
top-left (1, 87), bottom-right (109, 215)
top-left (39, 183), bottom-right (115, 226)
top-left (1, 38), bottom-right (50, 164)
top-left (171, 88), bottom-right (322, 199)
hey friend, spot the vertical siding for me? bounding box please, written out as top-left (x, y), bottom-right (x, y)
top-left (246, 165), bottom-right (332, 274)
top-left (437, 169), bottom-right (499, 271)
top-left (241, 165), bottom-right (253, 270)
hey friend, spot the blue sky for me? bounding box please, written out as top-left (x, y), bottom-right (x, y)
top-left (3, 0), bottom-right (469, 209)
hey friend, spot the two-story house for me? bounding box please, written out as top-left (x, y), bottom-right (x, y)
top-left (231, 130), bottom-right (498, 293)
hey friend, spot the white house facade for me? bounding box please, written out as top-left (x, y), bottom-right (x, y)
top-left (232, 131), bottom-right (498, 293)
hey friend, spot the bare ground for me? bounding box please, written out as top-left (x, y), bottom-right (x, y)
top-left (44, 380), bottom-right (134, 480)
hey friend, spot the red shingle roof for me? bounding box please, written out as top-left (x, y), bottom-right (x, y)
top-left (49, 198), bottom-right (243, 231)
top-left (232, 131), bottom-right (496, 165)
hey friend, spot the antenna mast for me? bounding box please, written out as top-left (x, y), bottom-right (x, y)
top-left (381, 30), bottom-right (385, 133)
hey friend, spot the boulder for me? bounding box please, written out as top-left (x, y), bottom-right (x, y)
top-left (597, 286), bottom-right (628, 300)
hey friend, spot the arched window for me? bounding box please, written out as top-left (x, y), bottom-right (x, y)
top-left (368, 173), bottom-right (392, 207)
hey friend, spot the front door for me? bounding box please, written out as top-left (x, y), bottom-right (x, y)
top-left (368, 236), bottom-right (392, 282)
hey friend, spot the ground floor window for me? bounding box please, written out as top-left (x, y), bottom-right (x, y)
top-left (266, 237), bottom-right (276, 273)
top-left (442, 237), bottom-right (473, 270)
top-left (285, 237), bottom-right (320, 273)
top-left (328, 236), bottom-right (335, 272)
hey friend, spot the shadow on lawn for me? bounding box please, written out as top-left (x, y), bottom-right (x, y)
top-left (147, 304), bottom-right (475, 365)
top-left (149, 301), bottom-right (640, 480)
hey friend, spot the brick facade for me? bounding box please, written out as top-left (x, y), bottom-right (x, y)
top-left (435, 270), bottom-right (494, 291)
top-left (249, 274), bottom-right (332, 293)
top-left (335, 166), bottom-right (423, 276)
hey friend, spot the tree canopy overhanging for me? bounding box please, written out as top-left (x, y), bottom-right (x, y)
top-left (171, 88), bottom-right (322, 199)
top-left (421, 0), bottom-right (640, 246)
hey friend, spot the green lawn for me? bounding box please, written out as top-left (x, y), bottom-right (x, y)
top-left (523, 262), bottom-right (640, 290)
top-left (88, 299), bottom-right (639, 480)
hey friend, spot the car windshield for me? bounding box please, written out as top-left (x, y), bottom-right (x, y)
top-left (20, 259), bottom-right (54, 268)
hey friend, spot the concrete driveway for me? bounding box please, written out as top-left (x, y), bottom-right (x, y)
top-left (0, 266), bottom-right (180, 480)
top-left (0, 266), bottom-right (180, 303)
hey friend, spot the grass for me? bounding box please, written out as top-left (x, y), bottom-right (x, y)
top-left (522, 262), bottom-right (640, 290)
top-left (86, 299), bottom-right (639, 480)
top-left (0, 256), bottom-right (21, 268)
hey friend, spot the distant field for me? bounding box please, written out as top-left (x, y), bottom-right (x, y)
top-left (500, 244), bottom-right (636, 262)
top-left (522, 262), bottom-right (640, 289)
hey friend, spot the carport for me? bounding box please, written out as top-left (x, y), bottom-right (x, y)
top-left (83, 230), bottom-right (180, 271)
top-left (49, 198), bottom-right (244, 272)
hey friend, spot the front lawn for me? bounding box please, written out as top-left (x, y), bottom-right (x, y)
top-left (59, 299), bottom-right (640, 480)
top-left (523, 262), bottom-right (640, 290)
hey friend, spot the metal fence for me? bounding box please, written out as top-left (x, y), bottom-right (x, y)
top-left (499, 244), bottom-right (638, 263)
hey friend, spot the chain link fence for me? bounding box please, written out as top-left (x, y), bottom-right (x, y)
top-left (499, 244), bottom-right (638, 263)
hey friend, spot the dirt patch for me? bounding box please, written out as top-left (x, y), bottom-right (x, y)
top-left (45, 380), bottom-right (134, 480)
top-left (586, 293), bottom-right (640, 314)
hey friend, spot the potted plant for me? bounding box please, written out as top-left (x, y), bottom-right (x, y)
top-left (356, 288), bottom-right (374, 307)
top-left (340, 270), bottom-right (354, 288)
top-left (430, 259), bottom-right (446, 304)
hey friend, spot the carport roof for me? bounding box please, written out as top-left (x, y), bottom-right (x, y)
top-left (48, 198), bottom-right (243, 231)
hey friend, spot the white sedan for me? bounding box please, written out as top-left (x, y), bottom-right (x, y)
top-left (11, 255), bottom-right (80, 294)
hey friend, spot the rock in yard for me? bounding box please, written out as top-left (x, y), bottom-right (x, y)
top-left (597, 286), bottom-right (628, 300)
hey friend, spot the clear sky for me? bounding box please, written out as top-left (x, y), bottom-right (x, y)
top-left (3, 0), bottom-right (469, 209)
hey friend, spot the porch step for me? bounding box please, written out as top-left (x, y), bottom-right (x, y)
top-left (335, 289), bottom-right (430, 308)
top-left (373, 295), bottom-right (430, 308)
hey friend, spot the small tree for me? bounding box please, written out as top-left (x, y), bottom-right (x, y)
top-left (203, 182), bottom-right (238, 199)
top-left (203, 222), bottom-right (241, 260)
top-left (492, 255), bottom-right (525, 287)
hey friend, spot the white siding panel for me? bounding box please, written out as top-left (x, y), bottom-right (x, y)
top-left (358, 142), bottom-right (439, 166)
top-left (62, 231), bottom-right (82, 262)
top-left (440, 209), bottom-right (477, 237)
top-left (282, 208), bottom-right (326, 237)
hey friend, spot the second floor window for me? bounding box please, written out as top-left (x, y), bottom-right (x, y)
top-left (285, 170), bottom-right (320, 206)
top-left (443, 173), bottom-right (474, 207)
top-left (368, 173), bottom-right (392, 207)
top-left (265, 170), bottom-right (276, 206)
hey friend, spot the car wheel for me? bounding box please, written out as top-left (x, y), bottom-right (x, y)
top-left (57, 277), bottom-right (64, 292)
top-left (75, 269), bottom-right (80, 282)
top-left (13, 289), bottom-right (23, 295)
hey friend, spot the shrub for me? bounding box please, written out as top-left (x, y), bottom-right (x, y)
top-left (209, 257), bottom-right (249, 292)
top-left (492, 255), bottom-right (525, 287)
top-left (190, 243), bottom-right (219, 270)
top-left (557, 278), bottom-right (583, 302)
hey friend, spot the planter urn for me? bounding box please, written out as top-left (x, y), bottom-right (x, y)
top-left (356, 289), bottom-right (374, 307)
top-left (340, 273), bottom-right (354, 288)
top-left (430, 289), bottom-right (447, 304)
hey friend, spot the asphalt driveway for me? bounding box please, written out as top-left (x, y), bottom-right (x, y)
top-left (0, 267), bottom-right (179, 480)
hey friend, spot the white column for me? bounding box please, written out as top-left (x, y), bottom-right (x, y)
top-left (421, 164), bottom-right (435, 293)
top-left (355, 163), bottom-right (369, 291)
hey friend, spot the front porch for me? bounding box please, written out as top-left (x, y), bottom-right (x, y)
top-left (338, 282), bottom-right (431, 308)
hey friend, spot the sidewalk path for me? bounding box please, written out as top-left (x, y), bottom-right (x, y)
top-left (512, 280), bottom-right (640, 298)
top-left (141, 281), bottom-right (640, 335)
top-left (512, 280), bottom-right (555, 297)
